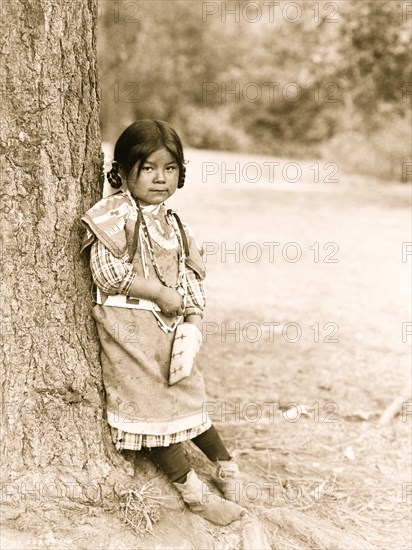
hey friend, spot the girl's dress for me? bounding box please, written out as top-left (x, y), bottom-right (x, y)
top-left (81, 190), bottom-right (212, 450)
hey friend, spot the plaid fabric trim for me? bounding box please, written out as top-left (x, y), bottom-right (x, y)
top-left (90, 240), bottom-right (135, 295)
top-left (185, 265), bottom-right (206, 318)
top-left (110, 418), bottom-right (212, 451)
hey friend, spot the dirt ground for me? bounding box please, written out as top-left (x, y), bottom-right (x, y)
top-left (2, 149), bottom-right (411, 549)
top-left (167, 149), bottom-right (412, 549)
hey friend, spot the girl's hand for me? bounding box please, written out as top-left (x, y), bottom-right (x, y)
top-left (184, 314), bottom-right (202, 334)
top-left (156, 287), bottom-right (184, 317)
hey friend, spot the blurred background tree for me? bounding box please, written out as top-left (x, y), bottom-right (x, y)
top-left (98, 0), bottom-right (411, 181)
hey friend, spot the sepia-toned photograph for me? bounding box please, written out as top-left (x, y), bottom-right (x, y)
top-left (1, 1), bottom-right (411, 548)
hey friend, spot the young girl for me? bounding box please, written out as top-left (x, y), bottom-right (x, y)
top-left (81, 120), bottom-right (244, 525)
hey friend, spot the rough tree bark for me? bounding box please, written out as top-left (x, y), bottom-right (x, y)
top-left (0, 0), bottom-right (134, 509)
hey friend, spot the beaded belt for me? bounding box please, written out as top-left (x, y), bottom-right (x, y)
top-left (96, 288), bottom-right (161, 311)
top-left (96, 288), bottom-right (182, 333)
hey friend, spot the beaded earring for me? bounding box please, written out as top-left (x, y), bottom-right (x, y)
top-left (107, 160), bottom-right (123, 189)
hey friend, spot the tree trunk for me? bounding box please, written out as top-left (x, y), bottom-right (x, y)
top-left (0, 0), bottom-right (132, 507)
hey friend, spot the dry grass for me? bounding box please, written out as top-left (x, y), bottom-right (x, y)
top-left (119, 482), bottom-right (162, 536)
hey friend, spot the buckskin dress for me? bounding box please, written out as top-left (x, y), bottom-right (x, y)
top-left (81, 190), bottom-right (212, 450)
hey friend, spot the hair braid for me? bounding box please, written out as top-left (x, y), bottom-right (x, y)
top-left (107, 160), bottom-right (123, 189)
top-left (178, 163), bottom-right (186, 189)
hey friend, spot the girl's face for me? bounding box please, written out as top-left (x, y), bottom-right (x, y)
top-left (126, 148), bottom-right (179, 206)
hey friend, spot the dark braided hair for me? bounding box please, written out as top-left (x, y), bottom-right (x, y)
top-left (108, 120), bottom-right (186, 189)
top-left (107, 160), bottom-right (123, 189)
top-left (179, 163), bottom-right (186, 188)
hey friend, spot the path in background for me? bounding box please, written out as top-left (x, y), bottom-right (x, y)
top-left (170, 148), bottom-right (410, 405)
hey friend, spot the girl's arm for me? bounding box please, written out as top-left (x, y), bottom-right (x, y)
top-left (90, 240), bottom-right (183, 314)
top-left (90, 239), bottom-right (136, 295)
top-left (184, 265), bottom-right (206, 332)
top-left (128, 276), bottom-right (183, 316)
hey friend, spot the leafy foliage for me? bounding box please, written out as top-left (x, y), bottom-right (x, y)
top-left (97, 0), bottom-right (411, 181)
